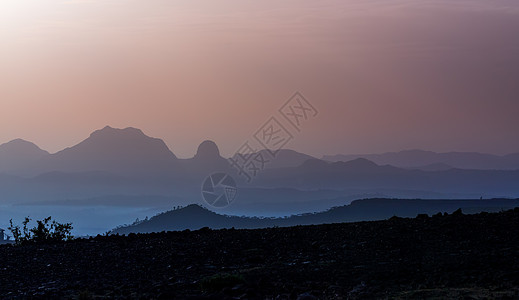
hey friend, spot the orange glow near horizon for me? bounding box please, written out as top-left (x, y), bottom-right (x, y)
top-left (1, 0), bottom-right (519, 157)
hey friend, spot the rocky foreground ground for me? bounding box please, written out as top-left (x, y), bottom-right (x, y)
top-left (1, 208), bottom-right (519, 299)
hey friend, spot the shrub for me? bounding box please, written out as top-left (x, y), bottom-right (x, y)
top-left (8, 216), bottom-right (73, 245)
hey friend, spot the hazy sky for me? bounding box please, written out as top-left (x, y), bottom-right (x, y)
top-left (1, 0), bottom-right (518, 157)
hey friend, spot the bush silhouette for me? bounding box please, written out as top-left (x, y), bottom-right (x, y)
top-left (8, 216), bottom-right (73, 245)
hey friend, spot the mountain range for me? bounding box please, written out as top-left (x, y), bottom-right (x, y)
top-left (2, 126), bottom-right (519, 179)
top-left (1, 126), bottom-right (182, 177)
top-left (253, 158), bottom-right (519, 195)
top-left (323, 150), bottom-right (519, 170)
top-left (1, 126), bottom-right (519, 215)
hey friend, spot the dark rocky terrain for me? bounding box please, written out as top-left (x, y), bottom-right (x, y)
top-left (1, 208), bottom-right (519, 299)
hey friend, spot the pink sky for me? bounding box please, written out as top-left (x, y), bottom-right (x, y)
top-left (1, 0), bottom-right (518, 157)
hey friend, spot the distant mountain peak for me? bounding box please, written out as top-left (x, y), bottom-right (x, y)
top-left (323, 149), bottom-right (519, 170)
top-left (0, 139), bottom-right (49, 175)
top-left (6, 138), bottom-right (28, 144)
top-left (396, 149), bottom-right (435, 154)
top-left (195, 140), bottom-right (221, 160)
top-left (341, 158), bottom-right (379, 169)
top-left (231, 148), bottom-right (316, 169)
top-left (182, 204), bottom-right (214, 213)
top-left (90, 126), bottom-right (145, 138)
top-left (74, 126), bottom-right (176, 158)
top-left (0, 139), bottom-right (49, 155)
top-left (181, 140), bottom-right (230, 173)
top-left (300, 158), bottom-right (329, 169)
top-left (38, 126), bottom-right (180, 175)
top-left (3, 138), bottom-right (36, 146)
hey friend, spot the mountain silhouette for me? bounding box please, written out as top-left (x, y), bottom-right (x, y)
top-left (0, 139), bottom-right (49, 176)
top-left (323, 149), bottom-right (519, 170)
top-left (34, 126), bottom-right (180, 176)
top-left (194, 140), bottom-right (220, 160)
top-left (408, 162), bottom-right (453, 171)
top-left (112, 198), bottom-right (519, 234)
top-left (261, 158), bottom-right (397, 182)
top-left (1, 127), bottom-right (519, 212)
top-left (231, 149), bottom-right (316, 169)
top-left (179, 140), bottom-right (231, 175)
top-left (337, 157), bottom-right (379, 170)
top-left (253, 158), bottom-right (519, 195)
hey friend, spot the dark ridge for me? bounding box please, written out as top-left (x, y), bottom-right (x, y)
top-left (112, 198), bottom-right (519, 234)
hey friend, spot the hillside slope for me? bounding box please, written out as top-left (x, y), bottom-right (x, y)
top-left (112, 198), bottom-right (519, 234)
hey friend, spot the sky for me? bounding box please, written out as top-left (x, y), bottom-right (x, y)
top-left (1, 0), bottom-right (518, 158)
